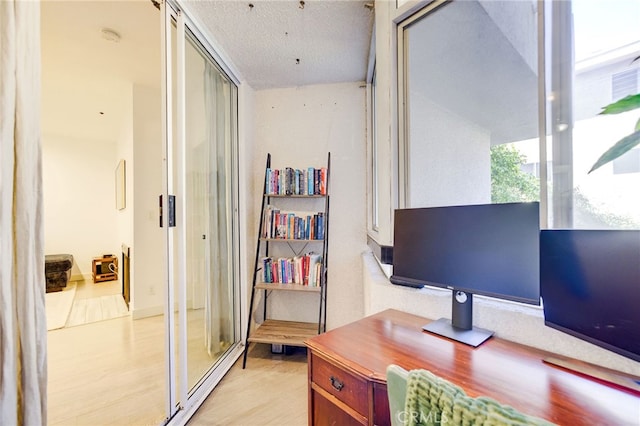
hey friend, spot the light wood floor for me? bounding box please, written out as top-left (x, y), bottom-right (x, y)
top-left (189, 344), bottom-right (308, 425)
top-left (48, 279), bottom-right (307, 426)
top-left (73, 277), bottom-right (122, 300)
top-left (47, 312), bottom-right (167, 425)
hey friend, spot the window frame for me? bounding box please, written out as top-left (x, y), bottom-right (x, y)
top-left (396, 0), bottom-right (549, 221)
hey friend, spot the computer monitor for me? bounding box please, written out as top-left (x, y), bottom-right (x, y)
top-left (391, 202), bottom-right (540, 346)
top-left (540, 229), bottom-right (640, 362)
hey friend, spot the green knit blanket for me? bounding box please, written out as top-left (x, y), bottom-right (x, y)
top-left (403, 369), bottom-right (556, 426)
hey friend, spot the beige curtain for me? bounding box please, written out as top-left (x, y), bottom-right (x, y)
top-left (0, 1), bottom-right (47, 425)
top-left (204, 62), bottom-right (232, 356)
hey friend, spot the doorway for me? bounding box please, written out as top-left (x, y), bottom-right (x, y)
top-left (43, 1), bottom-right (242, 424)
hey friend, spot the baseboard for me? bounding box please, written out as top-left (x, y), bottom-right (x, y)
top-left (132, 305), bottom-right (164, 320)
top-left (132, 301), bottom-right (199, 320)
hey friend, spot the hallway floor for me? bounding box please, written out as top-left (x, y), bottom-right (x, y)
top-left (47, 285), bottom-right (307, 425)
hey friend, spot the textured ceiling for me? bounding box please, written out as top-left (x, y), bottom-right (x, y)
top-left (40, 0), bottom-right (373, 143)
top-left (41, 0), bottom-right (160, 142)
top-left (184, 0), bottom-right (375, 89)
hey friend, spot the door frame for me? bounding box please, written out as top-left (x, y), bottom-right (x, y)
top-left (160, 1), bottom-right (244, 423)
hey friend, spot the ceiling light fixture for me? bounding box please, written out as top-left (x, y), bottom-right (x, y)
top-left (101, 28), bottom-right (121, 43)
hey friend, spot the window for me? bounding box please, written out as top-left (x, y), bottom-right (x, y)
top-left (399, 0), bottom-right (540, 209)
top-left (371, 67), bottom-right (379, 230)
top-left (612, 69), bottom-right (639, 101)
top-left (520, 161), bottom-right (552, 179)
top-left (613, 148), bottom-right (640, 175)
top-left (396, 0), bottom-right (640, 230)
top-left (550, 0), bottom-right (640, 229)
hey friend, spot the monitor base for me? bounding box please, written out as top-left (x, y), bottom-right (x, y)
top-left (422, 318), bottom-right (494, 347)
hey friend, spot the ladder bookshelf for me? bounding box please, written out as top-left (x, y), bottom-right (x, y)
top-left (243, 153), bottom-right (330, 368)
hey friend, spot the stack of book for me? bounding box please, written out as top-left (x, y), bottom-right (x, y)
top-left (262, 206), bottom-right (325, 240)
top-left (261, 253), bottom-right (323, 286)
top-left (265, 167), bottom-right (327, 195)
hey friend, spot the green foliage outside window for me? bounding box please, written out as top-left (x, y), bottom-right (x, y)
top-left (490, 144), bottom-right (638, 228)
top-left (490, 144), bottom-right (539, 204)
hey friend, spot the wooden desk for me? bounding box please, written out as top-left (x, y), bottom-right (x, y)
top-left (305, 309), bottom-right (640, 426)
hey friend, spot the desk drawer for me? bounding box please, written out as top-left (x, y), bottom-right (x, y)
top-left (311, 353), bottom-right (368, 417)
top-left (312, 388), bottom-right (365, 426)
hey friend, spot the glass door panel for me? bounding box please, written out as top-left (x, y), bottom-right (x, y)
top-left (183, 32), bottom-right (237, 392)
top-left (163, 3), bottom-right (240, 419)
top-left (165, 0), bottom-right (240, 401)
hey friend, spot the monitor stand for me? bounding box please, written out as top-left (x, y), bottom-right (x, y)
top-left (422, 291), bottom-right (494, 347)
top-left (423, 318), bottom-right (493, 347)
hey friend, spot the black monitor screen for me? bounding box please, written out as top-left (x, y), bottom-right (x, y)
top-left (540, 230), bottom-right (640, 362)
top-left (390, 202), bottom-right (540, 305)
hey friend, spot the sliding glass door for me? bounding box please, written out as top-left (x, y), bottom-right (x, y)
top-left (183, 28), bottom-right (237, 392)
top-left (161, 2), bottom-right (241, 421)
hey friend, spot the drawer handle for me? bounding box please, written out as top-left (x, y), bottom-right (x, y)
top-left (330, 376), bottom-right (344, 391)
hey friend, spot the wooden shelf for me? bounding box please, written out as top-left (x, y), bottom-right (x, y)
top-left (256, 282), bottom-right (322, 292)
top-left (248, 319), bottom-right (321, 346)
top-left (94, 272), bottom-right (117, 283)
top-left (244, 153), bottom-right (330, 368)
top-left (92, 256), bottom-right (118, 283)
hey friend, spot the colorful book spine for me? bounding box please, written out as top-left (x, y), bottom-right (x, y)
top-left (261, 208), bottom-right (324, 240)
top-left (265, 166), bottom-right (328, 196)
top-left (260, 253), bottom-right (323, 285)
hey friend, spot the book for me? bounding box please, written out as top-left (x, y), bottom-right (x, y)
top-left (319, 167), bottom-right (327, 195)
top-left (260, 253), bottom-right (322, 285)
top-left (317, 212), bottom-right (324, 240)
top-left (262, 257), bottom-right (273, 283)
top-left (261, 207), bottom-right (324, 240)
top-left (308, 253), bottom-right (323, 286)
top-left (266, 166), bottom-right (329, 196)
top-left (307, 167), bottom-right (314, 195)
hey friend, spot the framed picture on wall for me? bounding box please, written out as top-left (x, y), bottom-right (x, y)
top-left (116, 159), bottom-right (126, 210)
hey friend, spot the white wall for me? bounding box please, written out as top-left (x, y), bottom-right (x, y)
top-left (409, 98), bottom-right (490, 207)
top-left (252, 82), bottom-right (369, 329)
top-left (43, 133), bottom-right (122, 279)
top-left (42, 81), bottom-right (163, 318)
top-left (131, 84), bottom-right (164, 318)
top-left (116, 86), bottom-right (134, 280)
